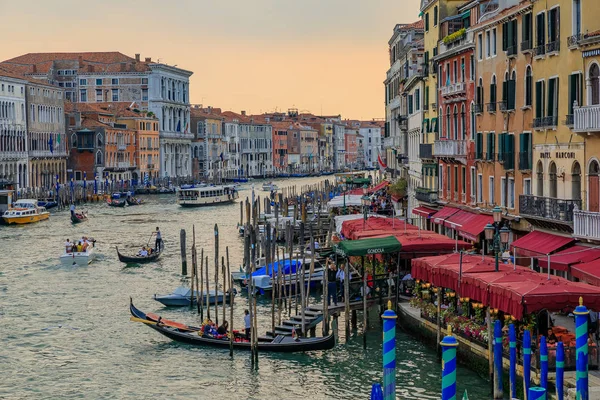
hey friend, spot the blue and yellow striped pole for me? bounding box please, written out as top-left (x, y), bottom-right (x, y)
top-left (540, 335), bottom-right (548, 390)
top-left (529, 387), bottom-right (547, 400)
top-left (523, 329), bottom-right (532, 399)
top-left (509, 324), bottom-right (517, 399)
top-left (493, 319), bottom-right (503, 398)
top-left (574, 297), bottom-right (589, 400)
top-left (382, 300), bottom-right (397, 400)
top-left (556, 341), bottom-right (565, 400)
top-left (441, 325), bottom-right (458, 400)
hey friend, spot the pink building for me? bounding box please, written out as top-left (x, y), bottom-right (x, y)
top-left (345, 129), bottom-right (359, 166)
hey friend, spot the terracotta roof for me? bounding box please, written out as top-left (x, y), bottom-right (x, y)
top-left (80, 118), bottom-right (111, 128)
top-left (402, 20), bottom-right (424, 30)
top-left (0, 65), bottom-right (56, 88)
top-left (1, 52), bottom-right (151, 74)
top-left (190, 107), bottom-right (224, 120)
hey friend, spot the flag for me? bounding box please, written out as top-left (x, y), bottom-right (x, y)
top-left (219, 152), bottom-right (224, 162)
top-left (377, 154), bottom-right (387, 174)
top-left (184, 121), bottom-right (189, 134)
top-left (176, 120), bottom-right (181, 132)
top-left (48, 135), bottom-right (54, 154)
top-left (57, 133), bottom-right (60, 145)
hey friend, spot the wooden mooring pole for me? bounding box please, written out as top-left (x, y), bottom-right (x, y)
top-left (180, 229), bottom-right (187, 276)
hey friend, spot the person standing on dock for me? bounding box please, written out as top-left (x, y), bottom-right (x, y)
top-left (337, 264), bottom-right (349, 302)
top-left (152, 227), bottom-right (162, 253)
top-left (326, 258), bottom-right (338, 306)
top-left (243, 309), bottom-right (251, 340)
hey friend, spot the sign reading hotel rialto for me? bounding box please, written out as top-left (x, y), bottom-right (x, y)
top-left (539, 151), bottom-right (576, 159)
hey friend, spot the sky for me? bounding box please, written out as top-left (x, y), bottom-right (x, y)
top-left (0, 0), bottom-right (420, 120)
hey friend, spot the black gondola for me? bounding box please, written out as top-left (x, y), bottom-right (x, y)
top-left (126, 197), bottom-right (144, 206)
top-left (107, 198), bottom-right (126, 207)
top-left (71, 212), bottom-right (87, 224)
top-left (116, 246), bottom-right (161, 263)
top-left (129, 300), bottom-right (336, 353)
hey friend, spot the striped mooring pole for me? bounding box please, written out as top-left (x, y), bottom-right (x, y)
top-left (574, 297), bottom-right (589, 400)
top-left (556, 341), bottom-right (565, 400)
top-left (540, 335), bottom-right (548, 390)
top-left (529, 387), bottom-right (547, 400)
top-left (493, 319), bottom-right (503, 399)
top-left (523, 329), bottom-right (532, 399)
top-left (440, 325), bottom-right (458, 400)
top-left (382, 300), bottom-right (397, 400)
top-left (509, 324), bottom-right (517, 399)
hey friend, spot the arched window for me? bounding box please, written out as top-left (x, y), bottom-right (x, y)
top-left (549, 162), bottom-right (557, 198)
top-left (536, 161), bottom-right (544, 196)
top-left (589, 160), bottom-right (600, 212)
top-left (572, 161), bottom-right (581, 200)
top-left (453, 105), bottom-right (458, 139)
top-left (502, 72), bottom-right (509, 108)
top-left (461, 104), bottom-right (466, 139)
top-left (477, 78), bottom-right (484, 107)
top-left (525, 66), bottom-right (533, 106)
top-left (490, 75), bottom-right (497, 106)
top-left (96, 150), bottom-right (102, 165)
top-left (590, 64), bottom-right (600, 105)
top-left (96, 133), bottom-right (103, 147)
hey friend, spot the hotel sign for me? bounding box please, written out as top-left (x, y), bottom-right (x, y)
top-left (583, 48), bottom-right (600, 58)
top-left (539, 151), bottom-right (576, 159)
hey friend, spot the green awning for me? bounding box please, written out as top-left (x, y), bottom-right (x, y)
top-left (423, 118), bottom-right (430, 132)
top-left (418, 11), bottom-right (424, 17)
top-left (461, 10), bottom-right (471, 19)
top-left (346, 177), bottom-right (372, 185)
top-left (335, 236), bottom-right (402, 257)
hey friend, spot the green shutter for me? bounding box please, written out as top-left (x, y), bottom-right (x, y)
top-left (498, 132), bottom-right (505, 161)
top-left (503, 80), bottom-right (508, 103)
top-left (512, 20), bottom-right (518, 48)
top-left (507, 21), bottom-right (514, 50)
top-left (535, 81), bottom-right (543, 118)
top-left (508, 79), bottom-right (516, 110)
top-left (548, 79), bottom-right (555, 117)
top-left (502, 22), bottom-right (508, 51)
top-left (507, 134), bottom-right (515, 170)
top-left (569, 74), bottom-right (576, 115)
top-left (491, 133), bottom-right (496, 159)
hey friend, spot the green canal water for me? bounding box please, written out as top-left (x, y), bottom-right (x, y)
top-left (0, 177), bottom-right (491, 399)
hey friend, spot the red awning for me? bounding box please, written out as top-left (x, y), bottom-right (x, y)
top-left (537, 245), bottom-right (600, 272)
top-left (572, 259), bottom-right (600, 287)
top-left (432, 206), bottom-right (460, 225)
top-left (412, 206), bottom-right (437, 218)
top-left (510, 231), bottom-right (575, 256)
top-left (458, 213), bottom-right (493, 242)
top-left (443, 210), bottom-right (471, 229)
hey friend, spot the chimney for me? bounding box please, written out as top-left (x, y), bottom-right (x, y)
top-left (145, 57), bottom-right (151, 63)
top-left (78, 55), bottom-right (83, 67)
top-left (88, 65), bottom-right (94, 73)
top-left (120, 62), bottom-right (126, 72)
top-left (241, 111), bottom-right (246, 116)
top-left (135, 54), bottom-right (140, 62)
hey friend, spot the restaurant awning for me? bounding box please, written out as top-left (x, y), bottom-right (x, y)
top-left (443, 210), bottom-right (471, 229)
top-left (335, 236), bottom-right (402, 257)
top-left (537, 245), bottom-right (600, 272)
top-left (432, 206), bottom-right (460, 225)
top-left (458, 213), bottom-right (493, 242)
top-left (571, 259), bottom-right (600, 287)
top-left (510, 231), bottom-right (575, 256)
top-left (412, 206), bottom-right (437, 218)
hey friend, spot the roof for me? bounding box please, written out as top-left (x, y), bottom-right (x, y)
top-left (537, 245), bottom-right (600, 272)
top-left (510, 231), bottom-right (575, 256)
top-left (1, 52), bottom-right (151, 74)
top-left (335, 236), bottom-right (402, 257)
top-left (432, 206), bottom-right (460, 224)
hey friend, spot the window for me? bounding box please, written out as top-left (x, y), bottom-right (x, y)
top-left (111, 78), bottom-right (119, 85)
top-left (142, 78), bottom-right (148, 85)
top-left (490, 75), bottom-right (497, 104)
top-left (477, 174), bottom-right (483, 203)
top-left (462, 167), bottom-right (466, 195)
top-left (454, 166), bottom-right (459, 193)
top-left (508, 178), bottom-right (515, 209)
top-left (415, 89), bottom-right (420, 111)
top-left (568, 73), bottom-right (583, 117)
top-left (478, 33), bottom-right (483, 60)
top-left (536, 13), bottom-right (546, 51)
top-left (408, 94), bottom-right (414, 114)
top-left (471, 106), bottom-right (476, 140)
top-left (524, 178), bottom-right (532, 195)
top-left (489, 176), bottom-right (495, 205)
top-left (446, 106), bottom-right (450, 138)
top-left (453, 106), bottom-right (458, 139)
top-left (446, 62), bottom-right (450, 85)
top-left (470, 56), bottom-right (474, 81)
top-left (79, 79), bottom-right (87, 86)
top-left (80, 89), bottom-right (87, 102)
top-left (486, 30), bottom-right (491, 57)
top-left (523, 13), bottom-right (533, 48)
top-left (461, 104), bottom-right (466, 139)
top-left (501, 177), bottom-right (506, 207)
top-left (425, 13), bottom-right (430, 31)
top-left (573, 0), bottom-right (581, 36)
top-left (535, 80), bottom-right (545, 119)
top-left (547, 77), bottom-right (559, 118)
top-left (433, 6), bottom-right (438, 26)
top-left (96, 89), bottom-right (103, 102)
top-left (477, 78), bottom-right (484, 107)
top-left (502, 20), bottom-right (518, 54)
top-left (461, 58), bottom-right (465, 82)
top-left (142, 88), bottom-right (148, 101)
top-left (525, 66), bottom-right (533, 107)
top-left (112, 89), bottom-right (119, 102)
top-left (453, 60), bottom-right (458, 83)
top-left (548, 7), bottom-right (560, 48)
top-left (96, 78), bottom-right (102, 86)
top-left (492, 28), bottom-right (497, 56)
top-left (590, 64), bottom-right (600, 105)
top-left (508, 71), bottom-right (516, 110)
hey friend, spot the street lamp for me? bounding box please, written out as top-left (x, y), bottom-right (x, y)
top-left (361, 184), bottom-right (371, 229)
top-left (342, 183), bottom-right (348, 214)
top-left (484, 206), bottom-right (510, 272)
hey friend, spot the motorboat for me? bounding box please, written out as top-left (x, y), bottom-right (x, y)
top-left (262, 182), bottom-right (279, 192)
top-left (60, 247), bottom-right (96, 266)
top-left (3, 199), bottom-right (50, 225)
top-left (176, 185), bottom-right (238, 207)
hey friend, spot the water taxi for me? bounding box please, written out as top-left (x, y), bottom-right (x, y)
top-left (262, 182), bottom-right (279, 192)
top-left (2, 199), bottom-right (50, 225)
top-left (60, 248), bottom-right (96, 266)
top-left (176, 185), bottom-right (239, 207)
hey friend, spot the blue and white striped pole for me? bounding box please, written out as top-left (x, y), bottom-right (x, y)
top-left (493, 319), bottom-right (503, 398)
top-left (574, 297), bottom-right (589, 400)
top-left (556, 341), bottom-right (565, 400)
top-left (523, 329), bottom-right (532, 399)
top-left (509, 324), bottom-right (517, 399)
top-left (529, 387), bottom-right (547, 400)
top-left (382, 300), bottom-right (396, 400)
top-left (440, 325), bottom-right (458, 400)
top-left (540, 335), bottom-right (548, 390)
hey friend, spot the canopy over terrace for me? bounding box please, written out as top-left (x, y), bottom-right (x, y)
top-left (411, 254), bottom-right (600, 319)
top-left (347, 180), bottom-right (389, 195)
top-left (571, 259), bottom-right (600, 287)
top-left (536, 244), bottom-right (600, 272)
top-left (327, 195), bottom-right (365, 210)
top-left (339, 216), bottom-right (418, 240)
top-left (510, 230), bottom-right (575, 258)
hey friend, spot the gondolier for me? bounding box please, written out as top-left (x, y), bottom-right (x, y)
top-left (70, 203), bottom-right (75, 217)
top-left (152, 227), bottom-right (163, 253)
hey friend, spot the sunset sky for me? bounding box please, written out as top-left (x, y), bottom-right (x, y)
top-left (0, 0), bottom-right (420, 119)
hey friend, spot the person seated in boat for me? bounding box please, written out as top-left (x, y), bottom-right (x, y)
top-left (147, 247), bottom-right (153, 255)
top-left (76, 241), bottom-right (83, 253)
top-left (138, 247), bottom-right (148, 257)
top-left (217, 320), bottom-right (229, 336)
top-left (81, 241), bottom-right (89, 252)
top-left (65, 239), bottom-right (73, 254)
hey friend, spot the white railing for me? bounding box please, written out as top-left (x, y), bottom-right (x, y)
top-left (440, 82), bottom-right (466, 97)
top-left (117, 162), bottom-right (131, 169)
top-left (434, 139), bottom-right (467, 157)
top-left (574, 104), bottom-right (600, 133)
top-left (29, 150), bottom-right (67, 158)
top-left (574, 210), bottom-right (600, 240)
top-left (0, 151), bottom-right (27, 160)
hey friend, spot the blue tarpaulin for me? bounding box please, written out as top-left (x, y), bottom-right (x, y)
top-left (252, 259), bottom-right (301, 277)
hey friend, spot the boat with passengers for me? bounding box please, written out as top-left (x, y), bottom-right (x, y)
top-left (176, 185), bottom-right (239, 207)
top-left (2, 199), bottom-right (50, 225)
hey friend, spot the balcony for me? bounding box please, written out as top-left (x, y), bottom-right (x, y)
top-left (533, 116), bottom-right (558, 130)
top-left (534, 44), bottom-right (546, 57)
top-left (574, 210), bottom-right (600, 240)
top-left (498, 101), bottom-right (507, 112)
top-left (518, 152), bottom-right (532, 171)
top-left (565, 114), bottom-right (574, 127)
top-left (29, 149), bottom-right (67, 158)
top-left (416, 187), bottom-right (438, 204)
top-left (546, 41), bottom-right (560, 54)
top-left (484, 152), bottom-right (496, 162)
top-left (499, 152), bottom-right (515, 170)
top-left (431, 102), bottom-right (438, 110)
top-left (506, 45), bottom-right (518, 58)
top-left (473, 104), bottom-right (483, 114)
top-left (423, 103), bottom-right (429, 111)
top-left (521, 40), bottom-right (533, 53)
top-left (433, 139), bottom-right (467, 158)
top-left (440, 82), bottom-right (466, 97)
top-left (439, 30), bottom-right (473, 54)
top-left (118, 144), bottom-right (127, 150)
top-left (486, 102), bottom-right (497, 113)
top-left (419, 143), bottom-right (433, 159)
top-left (0, 151), bottom-right (27, 161)
top-left (568, 34), bottom-right (582, 48)
top-left (574, 104), bottom-right (600, 133)
top-left (519, 195), bottom-right (582, 224)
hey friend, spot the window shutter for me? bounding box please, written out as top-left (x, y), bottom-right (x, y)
top-left (491, 133), bottom-right (496, 159)
top-left (498, 132), bottom-right (505, 161)
top-left (502, 23), bottom-right (508, 51)
top-left (569, 74), bottom-right (576, 115)
top-left (512, 20), bottom-right (518, 47)
top-left (548, 79), bottom-right (555, 117)
top-left (507, 21), bottom-right (514, 50)
top-left (503, 80), bottom-right (508, 102)
top-left (508, 79), bottom-right (516, 110)
top-left (486, 132), bottom-right (491, 158)
top-left (535, 81), bottom-right (543, 118)
top-left (507, 134), bottom-right (515, 169)
top-left (555, 8), bottom-right (560, 41)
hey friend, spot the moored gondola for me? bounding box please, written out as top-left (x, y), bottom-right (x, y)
top-left (129, 299), bottom-right (335, 352)
top-left (107, 198), bottom-right (127, 207)
top-left (71, 212), bottom-right (88, 224)
top-left (116, 246), bottom-right (161, 263)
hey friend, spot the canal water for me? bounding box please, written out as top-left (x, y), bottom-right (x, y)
top-left (0, 176), bottom-right (491, 399)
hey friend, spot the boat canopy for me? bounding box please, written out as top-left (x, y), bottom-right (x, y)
top-left (252, 259), bottom-right (301, 277)
top-left (335, 236), bottom-right (402, 257)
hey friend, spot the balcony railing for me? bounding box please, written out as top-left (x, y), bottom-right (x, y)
top-left (419, 143), bottom-right (433, 159)
top-left (519, 195), bottom-right (582, 224)
top-left (507, 45), bottom-right (518, 57)
top-left (518, 152), bottom-right (532, 170)
top-left (499, 100), bottom-right (508, 112)
top-left (118, 144), bottom-right (127, 150)
top-left (0, 151), bottom-right (28, 161)
top-left (533, 116), bottom-right (558, 129)
top-left (500, 151), bottom-right (515, 170)
top-left (423, 103), bottom-right (429, 111)
top-left (440, 82), bottom-right (466, 97)
top-left (574, 210), bottom-right (600, 240)
top-left (415, 187), bottom-right (438, 204)
top-left (565, 114), bottom-right (574, 127)
top-left (568, 34), bottom-right (582, 48)
top-left (433, 139), bottom-right (467, 158)
top-left (534, 44), bottom-right (546, 57)
top-left (431, 102), bottom-right (438, 110)
top-left (546, 40), bottom-right (560, 54)
top-left (521, 40), bottom-right (533, 52)
top-left (487, 102), bottom-right (497, 113)
top-left (574, 104), bottom-right (600, 133)
top-left (484, 152), bottom-right (496, 162)
top-left (473, 104), bottom-right (483, 114)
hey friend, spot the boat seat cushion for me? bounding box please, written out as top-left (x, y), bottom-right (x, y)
top-left (273, 335), bottom-right (285, 344)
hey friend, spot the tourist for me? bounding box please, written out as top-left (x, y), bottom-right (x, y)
top-left (546, 328), bottom-right (558, 345)
top-left (502, 250), bottom-right (511, 264)
top-left (326, 258), bottom-right (338, 306)
top-left (217, 321), bottom-right (229, 335)
top-left (139, 247), bottom-right (148, 257)
top-left (153, 227), bottom-right (163, 252)
top-left (244, 309), bottom-right (251, 340)
top-left (337, 264), bottom-right (350, 302)
top-left (65, 239), bottom-right (72, 253)
top-left (76, 241), bottom-right (83, 252)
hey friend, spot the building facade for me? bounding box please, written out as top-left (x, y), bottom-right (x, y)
top-left (359, 121), bottom-right (383, 168)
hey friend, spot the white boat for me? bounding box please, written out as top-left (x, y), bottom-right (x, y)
top-left (262, 182), bottom-right (279, 192)
top-left (2, 199), bottom-right (50, 225)
top-left (176, 185), bottom-right (239, 207)
top-left (60, 247), bottom-right (96, 265)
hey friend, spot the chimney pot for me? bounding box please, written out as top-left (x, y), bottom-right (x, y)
top-left (145, 57), bottom-right (151, 63)
top-left (135, 54), bottom-right (140, 62)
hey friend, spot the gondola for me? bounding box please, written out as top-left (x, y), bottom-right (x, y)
top-left (129, 299), bottom-right (336, 352)
top-left (107, 198), bottom-right (126, 207)
top-left (126, 197), bottom-right (144, 206)
top-left (116, 246), bottom-right (161, 263)
top-left (70, 212), bottom-right (88, 224)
